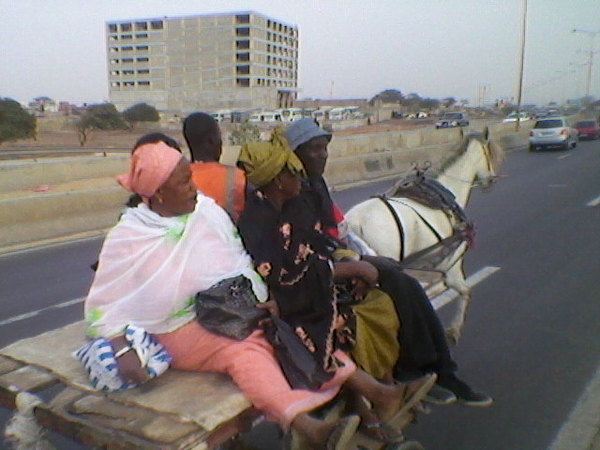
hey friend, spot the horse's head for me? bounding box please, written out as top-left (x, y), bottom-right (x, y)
top-left (472, 127), bottom-right (504, 189)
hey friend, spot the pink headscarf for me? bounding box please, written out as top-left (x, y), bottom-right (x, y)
top-left (117, 142), bottom-right (183, 199)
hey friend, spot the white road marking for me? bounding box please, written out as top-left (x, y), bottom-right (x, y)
top-left (0, 296), bottom-right (84, 327)
top-left (548, 362), bottom-right (600, 450)
top-left (586, 194), bottom-right (600, 207)
top-left (431, 266), bottom-right (501, 310)
top-left (557, 154), bottom-right (572, 160)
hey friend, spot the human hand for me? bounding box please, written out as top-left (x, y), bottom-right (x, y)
top-left (110, 335), bottom-right (147, 385)
top-left (334, 261), bottom-right (379, 287)
top-left (256, 299), bottom-right (279, 318)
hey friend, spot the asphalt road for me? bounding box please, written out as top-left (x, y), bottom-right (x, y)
top-left (1, 139), bottom-right (599, 449)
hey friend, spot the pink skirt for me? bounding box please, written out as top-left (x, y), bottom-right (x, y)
top-left (157, 320), bottom-right (356, 428)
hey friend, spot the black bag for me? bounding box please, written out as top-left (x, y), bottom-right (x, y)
top-left (264, 317), bottom-right (334, 390)
top-left (195, 275), bottom-right (268, 341)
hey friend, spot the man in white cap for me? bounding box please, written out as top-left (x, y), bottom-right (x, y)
top-left (285, 118), bottom-right (493, 407)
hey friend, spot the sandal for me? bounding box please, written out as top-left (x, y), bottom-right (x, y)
top-left (360, 421), bottom-right (405, 443)
top-left (326, 415), bottom-right (361, 450)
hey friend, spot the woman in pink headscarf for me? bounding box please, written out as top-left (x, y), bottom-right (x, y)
top-left (84, 134), bottom-right (411, 449)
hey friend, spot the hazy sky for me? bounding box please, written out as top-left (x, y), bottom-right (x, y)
top-left (1, 0), bottom-right (598, 106)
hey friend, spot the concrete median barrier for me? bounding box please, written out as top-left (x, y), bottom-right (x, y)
top-left (0, 123), bottom-right (520, 253)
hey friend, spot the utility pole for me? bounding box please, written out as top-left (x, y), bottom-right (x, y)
top-left (515, 0), bottom-right (528, 131)
top-left (572, 29), bottom-right (600, 99)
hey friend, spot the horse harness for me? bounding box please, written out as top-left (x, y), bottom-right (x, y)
top-left (374, 174), bottom-right (475, 272)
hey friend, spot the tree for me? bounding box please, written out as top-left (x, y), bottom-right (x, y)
top-left (229, 122), bottom-right (261, 146)
top-left (369, 89), bottom-right (404, 105)
top-left (442, 97), bottom-right (457, 108)
top-left (122, 102), bottom-right (160, 128)
top-left (75, 103), bottom-right (128, 146)
top-left (0, 98), bottom-right (37, 144)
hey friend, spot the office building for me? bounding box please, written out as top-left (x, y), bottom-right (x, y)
top-left (106, 12), bottom-right (299, 113)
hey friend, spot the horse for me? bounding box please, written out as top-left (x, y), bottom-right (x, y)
top-left (344, 129), bottom-right (504, 344)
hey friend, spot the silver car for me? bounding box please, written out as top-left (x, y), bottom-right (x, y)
top-left (435, 112), bottom-right (469, 128)
top-left (529, 117), bottom-right (578, 151)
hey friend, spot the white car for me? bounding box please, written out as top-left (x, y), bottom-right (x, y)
top-left (502, 112), bottom-right (530, 123)
top-left (529, 117), bottom-right (578, 151)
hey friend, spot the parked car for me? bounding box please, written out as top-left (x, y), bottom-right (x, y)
top-left (435, 112), bottom-right (469, 128)
top-left (574, 120), bottom-right (600, 140)
top-left (502, 112), bottom-right (531, 123)
top-left (529, 117), bottom-right (578, 151)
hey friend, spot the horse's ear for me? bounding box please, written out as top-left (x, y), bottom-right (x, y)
top-left (483, 126), bottom-right (490, 141)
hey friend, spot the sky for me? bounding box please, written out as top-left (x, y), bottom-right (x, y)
top-left (1, 0), bottom-right (599, 107)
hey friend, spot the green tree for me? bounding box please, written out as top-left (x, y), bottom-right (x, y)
top-left (122, 102), bottom-right (160, 128)
top-left (229, 122), bottom-right (261, 146)
top-left (0, 98), bottom-right (37, 144)
top-left (442, 97), bottom-right (457, 108)
top-left (369, 89), bottom-right (404, 105)
top-left (75, 103), bottom-right (128, 146)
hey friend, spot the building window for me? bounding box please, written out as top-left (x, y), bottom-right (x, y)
top-left (236, 78), bottom-right (250, 87)
top-left (111, 81), bottom-right (120, 87)
top-left (267, 44), bottom-right (271, 52)
top-left (109, 47), bottom-right (119, 53)
top-left (236, 27), bottom-right (250, 37)
top-left (122, 69), bottom-right (135, 75)
top-left (123, 81), bottom-right (135, 86)
top-left (267, 55), bottom-right (271, 63)
top-left (267, 20), bottom-right (271, 28)
top-left (138, 81), bottom-right (150, 86)
top-left (110, 70), bottom-right (120, 75)
top-left (135, 21), bottom-right (148, 31)
top-left (120, 23), bottom-right (132, 32)
top-left (150, 20), bottom-right (163, 30)
top-left (136, 45), bottom-right (149, 51)
top-left (236, 40), bottom-right (250, 49)
top-left (121, 34), bottom-right (132, 40)
top-left (137, 69), bottom-right (150, 74)
top-left (108, 24), bottom-right (117, 33)
top-left (236, 52), bottom-right (250, 62)
top-left (137, 57), bottom-right (149, 62)
top-left (122, 46), bottom-right (133, 51)
top-left (109, 35), bottom-right (118, 41)
top-left (135, 33), bottom-right (148, 39)
top-left (110, 59), bottom-right (119, 64)
top-left (236, 65), bottom-right (250, 75)
top-left (122, 58), bottom-right (134, 63)
top-left (236, 14), bottom-right (250, 24)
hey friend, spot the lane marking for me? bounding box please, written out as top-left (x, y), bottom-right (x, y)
top-left (431, 266), bottom-right (501, 310)
top-left (548, 361), bottom-right (600, 450)
top-left (557, 154), bottom-right (572, 160)
top-left (586, 195), bottom-right (600, 207)
top-left (0, 296), bottom-right (84, 327)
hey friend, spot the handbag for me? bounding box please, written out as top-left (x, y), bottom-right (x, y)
top-left (74, 324), bottom-right (172, 392)
top-left (264, 316), bottom-right (334, 391)
top-left (195, 275), bottom-right (268, 340)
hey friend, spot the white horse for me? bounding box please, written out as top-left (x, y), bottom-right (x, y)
top-left (344, 130), bottom-right (504, 344)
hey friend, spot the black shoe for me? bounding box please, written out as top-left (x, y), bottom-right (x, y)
top-left (437, 375), bottom-right (493, 407)
top-left (424, 384), bottom-right (457, 405)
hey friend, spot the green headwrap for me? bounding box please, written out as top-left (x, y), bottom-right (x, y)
top-left (238, 127), bottom-right (306, 187)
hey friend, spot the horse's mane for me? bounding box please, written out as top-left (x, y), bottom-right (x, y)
top-left (386, 131), bottom-right (504, 197)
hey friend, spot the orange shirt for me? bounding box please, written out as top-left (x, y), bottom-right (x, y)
top-left (190, 162), bottom-right (246, 222)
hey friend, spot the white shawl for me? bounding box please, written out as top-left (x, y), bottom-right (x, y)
top-left (84, 193), bottom-right (267, 338)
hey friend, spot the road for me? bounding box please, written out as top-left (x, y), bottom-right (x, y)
top-left (1, 139), bottom-right (599, 449)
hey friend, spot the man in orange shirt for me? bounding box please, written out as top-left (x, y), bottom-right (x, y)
top-left (183, 112), bottom-right (247, 222)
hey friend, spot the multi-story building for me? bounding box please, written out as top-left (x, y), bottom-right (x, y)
top-left (106, 12), bottom-right (299, 114)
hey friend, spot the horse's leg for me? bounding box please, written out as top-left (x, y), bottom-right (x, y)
top-left (442, 261), bottom-right (471, 346)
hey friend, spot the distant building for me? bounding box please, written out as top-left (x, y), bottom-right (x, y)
top-left (106, 12), bottom-right (299, 113)
top-left (28, 97), bottom-right (58, 113)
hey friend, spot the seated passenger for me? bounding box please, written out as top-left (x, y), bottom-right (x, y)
top-left (236, 129), bottom-right (436, 442)
top-left (83, 135), bottom-right (418, 449)
top-left (183, 112), bottom-right (246, 222)
top-left (284, 118), bottom-right (493, 407)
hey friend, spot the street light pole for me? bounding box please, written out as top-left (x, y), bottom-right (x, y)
top-left (515, 0), bottom-right (528, 131)
top-left (572, 28), bottom-right (600, 98)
